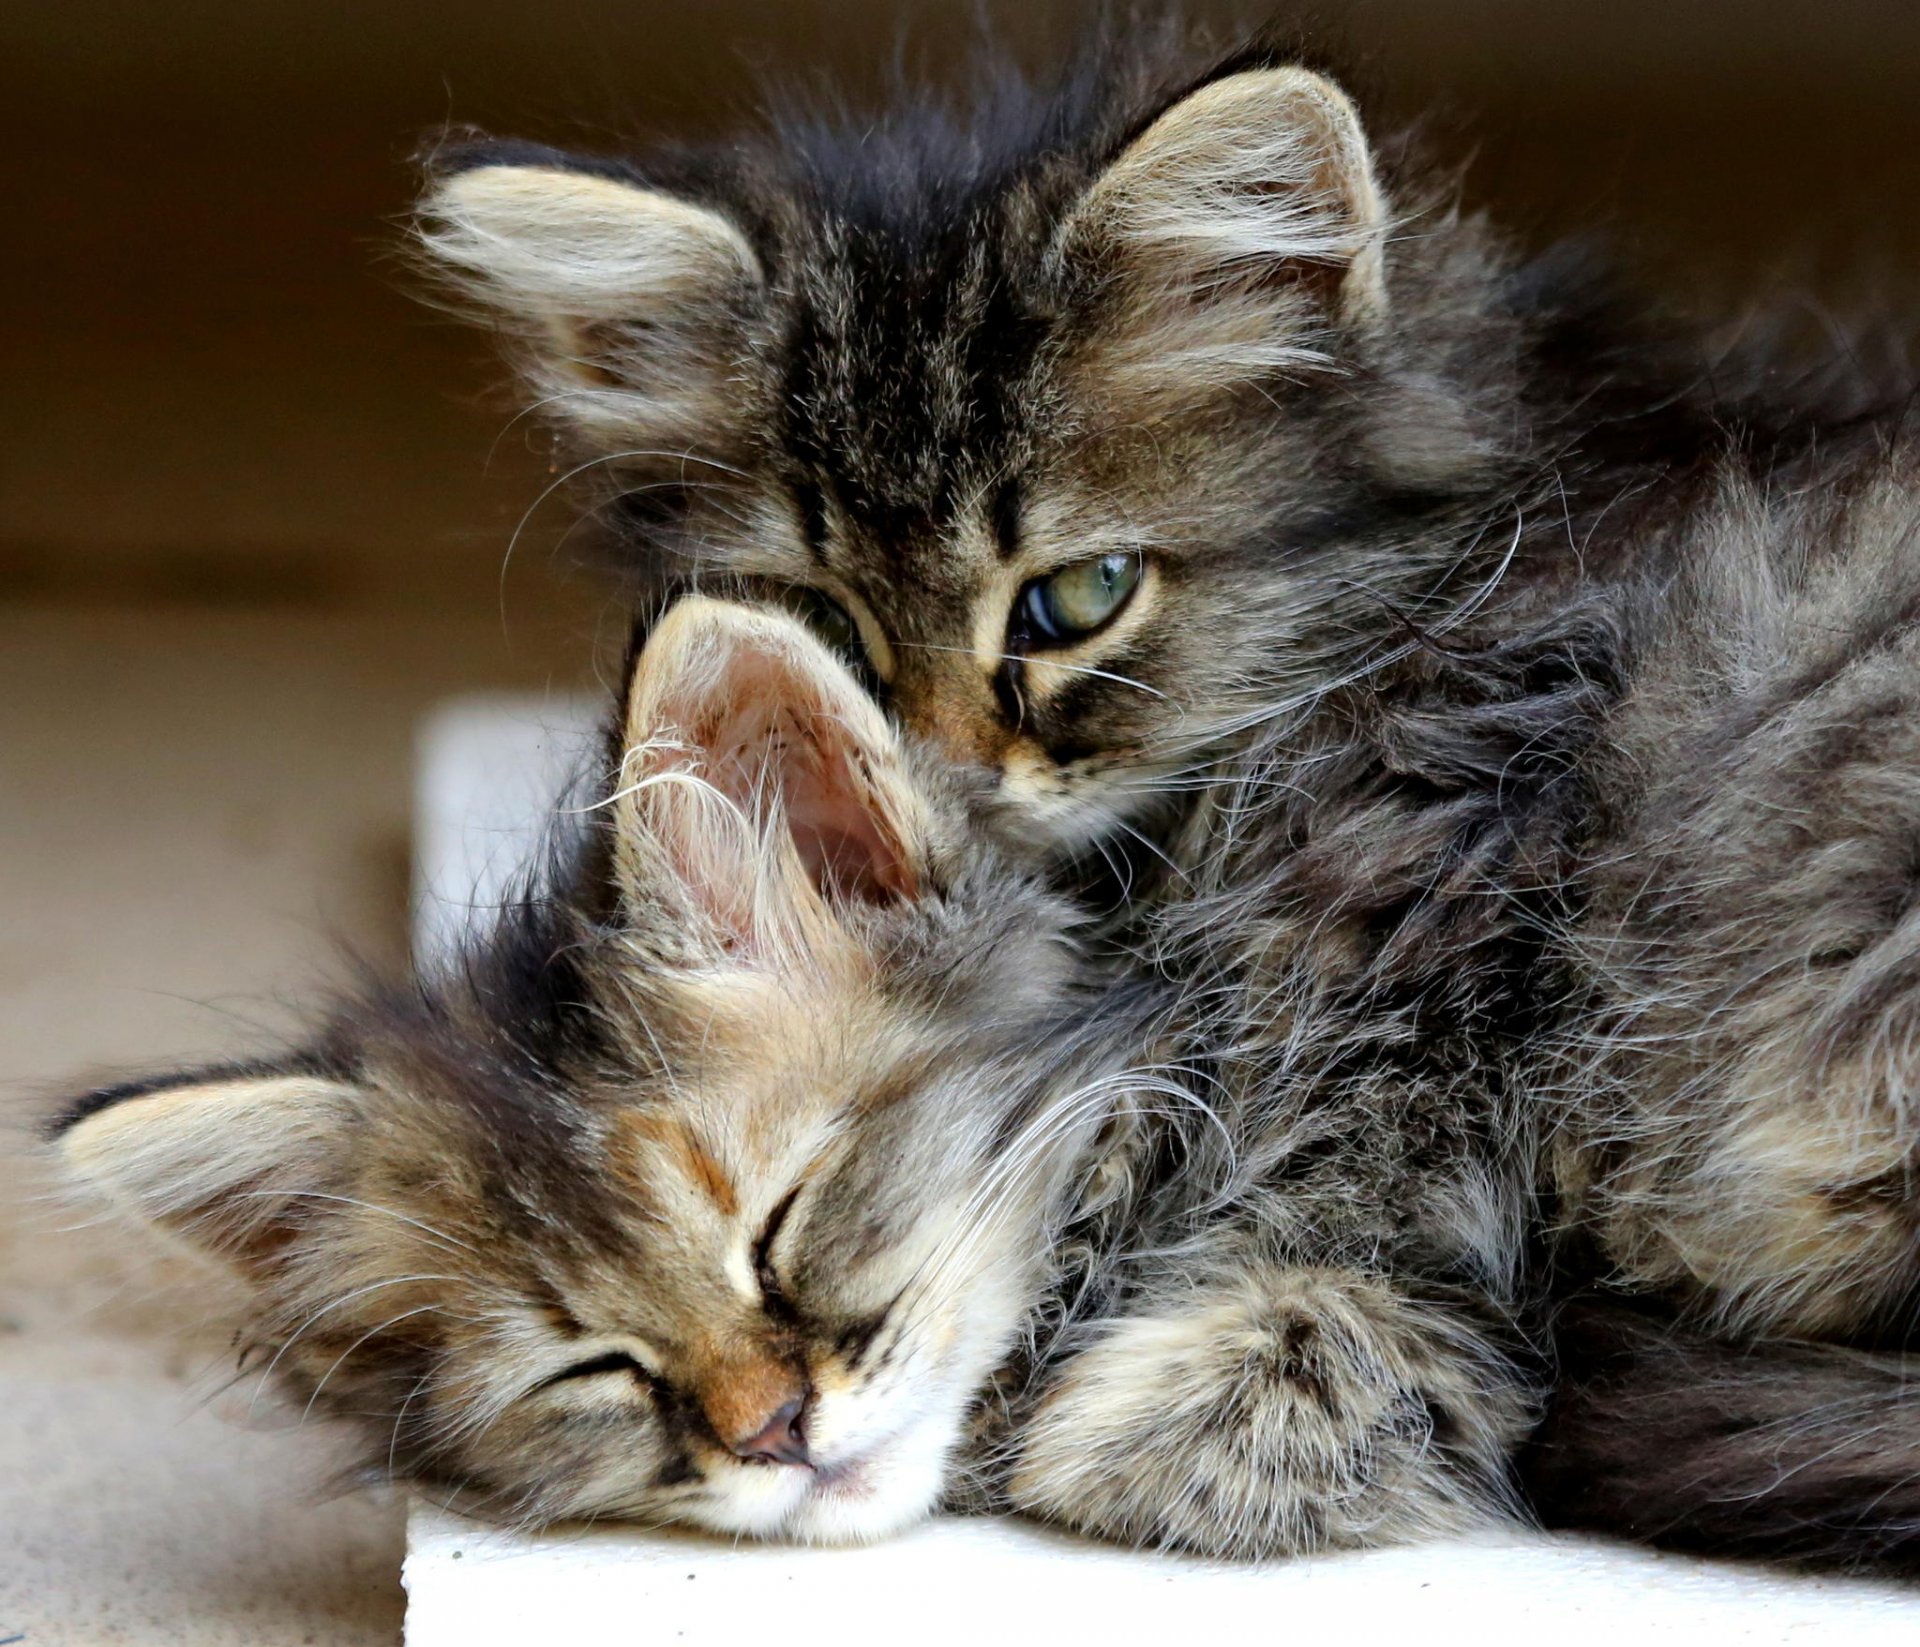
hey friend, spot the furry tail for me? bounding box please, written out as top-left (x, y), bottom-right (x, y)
top-left (1522, 1299), bottom-right (1920, 1573)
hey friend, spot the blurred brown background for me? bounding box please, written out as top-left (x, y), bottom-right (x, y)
top-left (2, 3), bottom-right (1916, 1642)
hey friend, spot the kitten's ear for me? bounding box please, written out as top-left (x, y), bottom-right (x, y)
top-left (611, 598), bottom-right (929, 966)
top-left (49, 1065), bottom-right (360, 1280)
top-left (419, 153), bottom-right (767, 447)
top-left (1059, 66), bottom-right (1387, 405)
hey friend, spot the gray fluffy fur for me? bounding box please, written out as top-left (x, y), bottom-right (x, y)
top-left (52, 22), bottom-right (1920, 1574)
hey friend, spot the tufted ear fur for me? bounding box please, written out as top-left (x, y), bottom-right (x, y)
top-left (1060, 67), bottom-right (1387, 407)
top-left (611, 599), bottom-right (930, 971)
top-left (50, 1068), bottom-right (361, 1280)
top-left (419, 158), bottom-right (768, 448)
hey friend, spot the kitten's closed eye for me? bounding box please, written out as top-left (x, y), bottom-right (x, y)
top-left (754, 1185), bottom-right (803, 1313)
top-left (535, 1349), bottom-right (653, 1391)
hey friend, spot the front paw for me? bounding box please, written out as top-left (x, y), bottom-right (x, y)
top-left (1006, 1269), bottom-right (1526, 1558)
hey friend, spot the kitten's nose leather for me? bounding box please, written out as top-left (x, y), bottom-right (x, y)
top-left (695, 1350), bottom-right (811, 1465)
top-left (725, 1396), bottom-right (810, 1467)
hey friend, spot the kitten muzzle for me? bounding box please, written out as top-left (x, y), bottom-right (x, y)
top-left (726, 1393), bottom-right (812, 1469)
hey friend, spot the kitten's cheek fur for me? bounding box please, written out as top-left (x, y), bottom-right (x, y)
top-left (786, 1417), bottom-right (956, 1544)
top-left (997, 751), bottom-right (1136, 853)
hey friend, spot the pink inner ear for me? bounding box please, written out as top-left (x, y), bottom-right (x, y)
top-left (694, 651), bottom-right (918, 909)
top-left (778, 744), bottom-right (918, 905)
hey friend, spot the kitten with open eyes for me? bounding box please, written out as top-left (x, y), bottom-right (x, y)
top-left (52, 599), bottom-right (1145, 1542)
top-left (409, 22), bottom-right (1920, 1573)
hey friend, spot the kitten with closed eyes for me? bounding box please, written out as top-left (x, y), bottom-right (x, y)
top-left (53, 599), bottom-right (1142, 1542)
top-left (410, 21), bottom-right (1920, 1573)
top-left (50, 23), bottom-right (1920, 1577)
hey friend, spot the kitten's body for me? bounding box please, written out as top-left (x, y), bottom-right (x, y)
top-left (413, 25), bottom-right (1920, 1562)
top-left (53, 25), bottom-right (1920, 1574)
top-left (1000, 430), bottom-right (1920, 1555)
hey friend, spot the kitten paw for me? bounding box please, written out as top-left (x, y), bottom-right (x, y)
top-left (1006, 1267), bottom-right (1528, 1558)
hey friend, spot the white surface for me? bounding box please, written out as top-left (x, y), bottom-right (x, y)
top-left (407, 692), bottom-right (1920, 1646)
top-left (404, 1500), bottom-right (1920, 1647)
top-left (413, 692), bottom-right (597, 956)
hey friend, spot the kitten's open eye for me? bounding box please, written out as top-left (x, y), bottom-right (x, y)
top-left (780, 587), bottom-right (866, 667)
top-left (1016, 553), bottom-right (1142, 647)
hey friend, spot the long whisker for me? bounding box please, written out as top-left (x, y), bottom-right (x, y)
top-left (298, 1303), bottom-right (453, 1427)
top-left (386, 1365), bottom-right (442, 1480)
top-left (248, 1274), bottom-right (463, 1415)
top-left (891, 1061), bottom-right (1213, 1320)
top-left (496, 446), bottom-right (755, 622)
top-left (890, 639), bottom-right (1172, 700)
top-left (228, 1190), bottom-right (479, 1256)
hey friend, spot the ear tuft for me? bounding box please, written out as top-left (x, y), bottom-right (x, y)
top-left (1061, 67), bottom-right (1387, 405)
top-left (612, 600), bottom-right (928, 968)
top-left (55, 1070), bottom-right (360, 1278)
top-left (423, 163), bottom-right (762, 324)
top-left (419, 160), bottom-right (767, 444)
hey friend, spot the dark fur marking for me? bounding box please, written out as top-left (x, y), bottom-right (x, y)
top-left (1525, 1300), bottom-right (1920, 1573)
top-left (46, 1053), bottom-right (339, 1140)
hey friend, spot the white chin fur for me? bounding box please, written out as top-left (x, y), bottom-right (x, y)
top-left (679, 1415), bottom-right (952, 1545)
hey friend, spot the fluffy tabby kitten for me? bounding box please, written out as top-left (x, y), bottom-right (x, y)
top-left (408, 23), bottom-right (1920, 1572)
top-left (53, 600), bottom-right (1142, 1541)
top-left (48, 22), bottom-right (1920, 1576)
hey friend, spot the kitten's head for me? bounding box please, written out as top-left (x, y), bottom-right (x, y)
top-left (419, 41), bottom-right (1497, 858)
top-left (52, 600), bottom-right (1121, 1541)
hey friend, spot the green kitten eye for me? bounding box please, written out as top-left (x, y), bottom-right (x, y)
top-left (1019, 553), bottom-right (1141, 646)
top-left (783, 587), bottom-right (865, 664)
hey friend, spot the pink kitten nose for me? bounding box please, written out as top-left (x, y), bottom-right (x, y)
top-left (726, 1396), bottom-right (810, 1468)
